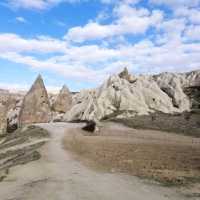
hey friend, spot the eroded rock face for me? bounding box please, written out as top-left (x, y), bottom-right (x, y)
top-left (0, 101), bottom-right (7, 135)
top-left (153, 72), bottom-right (190, 112)
top-left (19, 75), bottom-right (51, 126)
top-left (64, 69), bottom-right (200, 122)
top-left (52, 85), bottom-right (72, 113)
top-left (184, 70), bottom-right (200, 109)
top-left (7, 97), bottom-right (23, 133)
top-left (0, 89), bottom-right (25, 133)
top-left (118, 67), bottom-right (136, 83)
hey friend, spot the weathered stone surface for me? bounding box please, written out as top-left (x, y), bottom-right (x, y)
top-left (19, 75), bottom-right (51, 125)
top-left (186, 70), bottom-right (200, 87)
top-left (7, 97), bottom-right (23, 132)
top-left (0, 89), bottom-right (25, 133)
top-left (118, 67), bottom-right (136, 83)
top-left (0, 102), bottom-right (7, 135)
top-left (52, 85), bottom-right (72, 113)
top-left (153, 72), bottom-right (190, 112)
top-left (184, 70), bottom-right (200, 109)
top-left (0, 90), bottom-right (10, 134)
top-left (64, 69), bottom-right (200, 122)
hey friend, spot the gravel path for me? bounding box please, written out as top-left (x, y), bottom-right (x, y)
top-left (0, 123), bottom-right (188, 200)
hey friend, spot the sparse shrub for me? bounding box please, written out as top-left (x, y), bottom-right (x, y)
top-left (82, 121), bottom-right (96, 132)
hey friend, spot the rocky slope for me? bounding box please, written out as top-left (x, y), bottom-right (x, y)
top-left (64, 69), bottom-right (200, 122)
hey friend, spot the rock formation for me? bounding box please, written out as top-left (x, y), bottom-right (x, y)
top-left (153, 72), bottom-right (190, 112)
top-left (0, 89), bottom-right (13, 134)
top-left (0, 100), bottom-right (7, 135)
top-left (18, 75), bottom-right (51, 126)
top-left (64, 69), bottom-right (199, 122)
top-left (52, 85), bottom-right (72, 113)
top-left (184, 70), bottom-right (200, 109)
top-left (7, 97), bottom-right (23, 132)
top-left (118, 67), bottom-right (136, 83)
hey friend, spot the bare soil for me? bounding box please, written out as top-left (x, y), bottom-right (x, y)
top-left (63, 122), bottom-right (200, 196)
top-left (0, 123), bottom-right (189, 200)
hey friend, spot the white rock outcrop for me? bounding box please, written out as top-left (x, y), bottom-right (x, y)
top-left (153, 72), bottom-right (190, 112)
top-left (64, 69), bottom-right (196, 121)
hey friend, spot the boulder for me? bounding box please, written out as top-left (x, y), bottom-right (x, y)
top-left (52, 85), bottom-right (72, 113)
top-left (82, 121), bottom-right (96, 132)
top-left (19, 75), bottom-right (51, 126)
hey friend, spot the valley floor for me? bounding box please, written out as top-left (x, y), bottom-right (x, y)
top-left (0, 122), bottom-right (198, 200)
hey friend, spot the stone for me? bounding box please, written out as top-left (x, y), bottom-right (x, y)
top-left (82, 121), bottom-right (96, 132)
top-left (153, 72), bottom-right (190, 112)
top-left (0, 102), bottom-right (7, 135)
top-left (52, 85), bottom-right (72, 113)
top-left (7, 98), bottom-right (23, 133)
top-left (118, 67), bottom-right (136, 83)
top-left (19, 75), bottom-right (51, 126)
top-left (0, 90), bottom-right (10, 134)
top-left (64, 69), bottom-right (200, 122)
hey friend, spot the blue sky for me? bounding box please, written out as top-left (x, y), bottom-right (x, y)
top-left (0, 0), bottom-right (200, 92)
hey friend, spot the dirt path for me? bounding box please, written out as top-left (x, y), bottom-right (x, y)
top-left (0, 123), bottom-right (189, 200)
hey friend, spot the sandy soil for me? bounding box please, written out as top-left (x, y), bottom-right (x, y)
top-left (0, 122), bottom-right (193, 200)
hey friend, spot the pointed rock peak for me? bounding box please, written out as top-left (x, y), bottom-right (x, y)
top-left (35, 74), bottom-right (44, 84)
top-left (118, 67), bottom-right (129, 78)
top-left (30, 74), bottom-right (46, 91)
top-left (118, 67), bottom-right (136, 83)
top-left (59, 85), bottom-right (70, 95)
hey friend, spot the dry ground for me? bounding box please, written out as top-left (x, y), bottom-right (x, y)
top-left (63, 122), bottom-right (200, 194)
top-left (1, 123), bottom-right (186, 200)
top-left (0, 125), bottom-right (49, 182)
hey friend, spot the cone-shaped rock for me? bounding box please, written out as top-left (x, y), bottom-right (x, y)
top-left (19, 75), bottom-right (51, 125)
top-left (52, 85), bottom-right (72, 113)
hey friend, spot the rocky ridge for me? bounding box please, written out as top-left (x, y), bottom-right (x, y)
top-left (64, 68), bottom-right (200, 122)
top-left (0, 69), bottom-right (199, 134)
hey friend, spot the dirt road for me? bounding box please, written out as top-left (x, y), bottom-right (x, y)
top-left (0, 123), bottom-right (189, 200)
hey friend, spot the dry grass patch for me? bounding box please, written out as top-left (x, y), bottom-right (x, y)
top-left (63, 125), bottom-right (200, 187)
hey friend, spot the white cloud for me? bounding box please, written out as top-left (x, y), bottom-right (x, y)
top-left (16, 16), bottom-right (27, 23)
top-left (0, 82), bottom-right (61, 93)
top-left (55, 20), bottom-right (66, 27)
top-left (0, 31), bottom-right (200, 85)
top-left (175, 7), bottom-right (200, 24)
top-left (6, 0), bottom-right (80, 10)
top-left (184, 25), bottom-right (200, 41)
top-left (0, 33), bottom-right (67, 53)
top-left (65, 5), bottom-right (163, 42)
top-left (101, 0), bottom-right (141, 4)
top-left (150, 0), bottom-right (200, 8)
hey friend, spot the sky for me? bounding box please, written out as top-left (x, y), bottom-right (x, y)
top-left (0, 0), bottom-right (200, 92)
